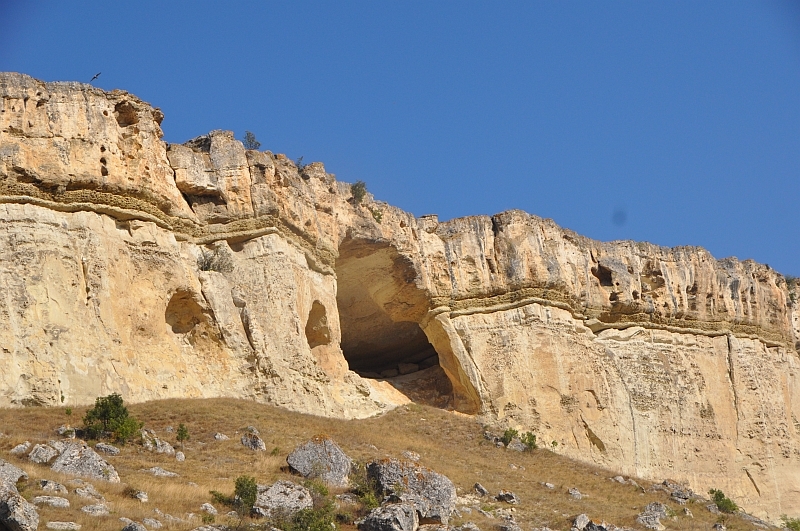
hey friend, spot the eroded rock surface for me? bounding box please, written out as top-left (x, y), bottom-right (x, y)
top-left (1, 72), bottom-right (799, 520)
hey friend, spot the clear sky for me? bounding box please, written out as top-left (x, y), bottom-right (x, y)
top-left (2, 1), bottom-right (798, 275)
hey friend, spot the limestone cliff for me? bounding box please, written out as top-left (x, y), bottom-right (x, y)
top-left (1, 72), bottom-right (798, 520)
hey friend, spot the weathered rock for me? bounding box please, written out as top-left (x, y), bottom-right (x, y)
top-left (286, 435), bottom-right (352, 486)
top-left (200, 503), bottom-right (217, 515)
top-left (0, 72), bottom-right (799, 521)
top-left (213, 433), bottom-right (229, 441)
top-left (0, 481), bottom-right (39, 531)
top-left (497, 521), bottom-right (522, 531)
top-left (46, 523), bottom-right (81, 530)
top-left (122, 522), bottom-right (147, 531)
top-left (573, 514), bottom-right (590, 530)
top-left (505, 438), bottom-right (526, 452)
top-left (358, 503), bottom-right (419, 531)
top-left (95, 443), bottom-right (120, 456)
top-left (455, 524), bottom-right (481, 531)
top-left (636, 502), bottom-right (667, 531)
top-left (134, 491), bottom-right (148, 503)
top-left (241, 433), bottom-right (266, 452)
top-left (253, 480), bottom-right (313, 518)
top-left (402, 451), bottom-right (421, 462)
top-left (175, 451), bottom-right (185, 462)
top-left (495, 490), bottom-right (518, 504)
top-left (0, 460), bottom-right (28, 486)
top-left (80, 504), bottom-right (109, 516)
top-left (47, 440), bottom-right (69, 455)
top-left (568, 488), bottom-right (582, 500)
top-left (33, 496), bottom-right (70, 508)
top-left (142, 518), bottom-right (161, 529)
top-left (29, 444), bottom-right (59, 464)
top-left (39, 480), bottom-right (68, 494)
top-left (75, 483), bottom-right (104, 501)
top-left (367, 459), bottom-right (456, 524)
top-left (473, 483), bottom-right (488, 497)
top-left (144, 467), bottom-right (178, 477)
top-left (51, 442), bottom-right (120, 482)
top-left (9, 443), bottom-right (30, 456)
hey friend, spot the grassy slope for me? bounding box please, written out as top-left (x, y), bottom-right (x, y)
top-left (0, 398), bottom-right (764, 530)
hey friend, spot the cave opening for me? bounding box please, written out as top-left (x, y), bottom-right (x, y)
top-left (335, 238), bottom-right (454, 408)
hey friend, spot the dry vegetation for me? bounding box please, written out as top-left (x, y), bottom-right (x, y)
top-left (0, 398), bottom-right (766, 530)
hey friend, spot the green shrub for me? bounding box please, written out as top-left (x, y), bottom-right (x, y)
top-left (235, 475), bottom-right (258, 513)
top-left (350, 462), bottom-right (380, 512)
top-left (83, 393), bottom-right (142, 443)
top-left (500, 428), bottom-right (518, 447)
top-left (520, 431), bottom-right (537, 450)
top-left (709, 488), bottom-right (738, 513)
top-left (295, 156), bottom-right (306, 172)
top-left (275, 501), bottom-right (338, 531)
top-left (351, 181), bottom-right (367, 205)
top-left (197, 247), bottom-right (234, 273)
top-left (781, 515), bottom-right (800, 531)
top-left (176, 423), bottom-right (189, 448)
top-left (243, 131), bottom-right (261, 150)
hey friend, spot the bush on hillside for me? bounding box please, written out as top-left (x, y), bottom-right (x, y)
top-left (709, 488), bottom-right (738, 513)
top-left (83, 393), bottom-right (142, 444)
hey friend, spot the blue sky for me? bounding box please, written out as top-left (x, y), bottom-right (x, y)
top-left (2, 1), bottom-right (798, 275)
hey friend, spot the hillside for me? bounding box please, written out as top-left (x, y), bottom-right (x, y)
top-left (0, 398), bottom-right (780, 530)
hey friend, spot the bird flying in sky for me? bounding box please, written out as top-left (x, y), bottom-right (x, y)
top-left (90, 72), bottom-right (101, 82)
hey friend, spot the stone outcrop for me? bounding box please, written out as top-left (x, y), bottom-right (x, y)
top-left (1, 72), bottom-right (799, 520)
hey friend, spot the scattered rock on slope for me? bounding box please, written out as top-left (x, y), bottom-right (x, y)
top-left (241, 433), bottom-right (266, 451)
top-left (287, 435), bottom-right (352, 486)
top-left (0, 480), bottom-right (40, 531)
top-left (367, 458), bottom-right (456, 524)
top-left (252, 480), bottom-right (312, 518)
top-left (28, 443), bottom-right (59, 464)
top-left (358, 503), bottom-right (419, 531)
top-left (0, 459), bottom-right (28, 486)
top-left (636, 502), bottom-right (667, 531)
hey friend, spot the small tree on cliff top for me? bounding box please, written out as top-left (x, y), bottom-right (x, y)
top-left (243, 131), bottom-right (261, 150)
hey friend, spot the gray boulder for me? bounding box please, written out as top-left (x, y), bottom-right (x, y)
top-left (241, 433), bottom-right (266, 451)
top-left (358, 503), bottom-right (418, 531)
top-left (9, 442), bottom-right (30, 456)
top-left (636, 502), bottom-right (667, 531)
top-left (253, 480), bottom-right (312, 518)
top-left (175, 451), bottom-right (185, 462)
top-left (0, 459), bottom-right (28, 486)
top-left (144, 467), bottom-right (178, 478)
top-left (213, 433), bottom-right (229, 441)
top-left (81, 504), bottom-right (109, 516)
top-left (367, 458), bottom-right (456, 524)
top-left (46, 523), bottom-right (82, 530)
top-left (568, 487), bottom-right (582, 500)
top-left (51, 442), bottom-right (120, 483)
top-left (75, 483), bottom-right (104, 501)
top-left (574, 514), bottom-right (590, 530)
top-left (29, 444), bottom-right (59, 464)
top-left (200, 503), bottom-right (217, 515)
top-left (33, 496), bottom-right (70, 508)
top-left (0, 481), bottom-right (39, 531)
top-left (95, 442), bottom-right (120, 456)
top-left (39, 480), bottom-right (68, 494)
top-left (495, 490), bottom-right (519, 504)
top-left (47, 440), bottom-right (69, 455)
top-left (287, 435), bottom-right (352, 486)
top-left (122, 522), bottom-right (147, 531)
top-left (142, 517), bottom-right (162, 528)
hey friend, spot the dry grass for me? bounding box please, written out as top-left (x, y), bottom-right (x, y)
top-left (0, 398), bottom-right (763, 530)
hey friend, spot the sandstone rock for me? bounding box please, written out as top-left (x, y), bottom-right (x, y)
top-left (9, 443), bottom-right (30, 456)
top-left (80, 504), bottom-right (109, 516)
top-left (29, 444), bottom-right (59, 464)
top-left (0, 481), bottom-right (39, 531)
top-left (286, 435), bottom-right (352, 486)
top-left (33, 496), bottom-right (70, 508)
top-left (39, 480), bottom-right (68, 494)
top-left (253, 480), bottom-right (312, 518)
top-left (241, 433), bottom-right (266, 452)
top-left (357, 503), bottom-right (418, 531)
top-left (46, 523), bottom-right (81, 530)
top-left (367, 459), bottom-right (456, 524)
top-left (95, 443), bottom-right (120, 456)
top-left (51, 442), bottom-right (120, 482)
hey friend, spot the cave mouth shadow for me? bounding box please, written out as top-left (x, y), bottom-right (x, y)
top-left (335, 238), bottom-right (454, 409)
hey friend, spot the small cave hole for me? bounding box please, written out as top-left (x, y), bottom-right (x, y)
top-left (305, 301), bottom-right (331, 349)
top-left (165, 290), bottom-right (205, 334)
top-left (591, 265), bottom-right (613, 287)
top-left (100, 157), bottom-right (107, 165)
top-left (100, 166), bottom-right (108, 177)
top-left (103, 110), bottom-right (109, 116)
top-left (100, 145), bottom-right (106, 152)
top-left (114, 101), bottom-right (139, 128)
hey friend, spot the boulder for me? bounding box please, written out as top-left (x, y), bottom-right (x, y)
top-left (95, 443), bottom-right (120, 456)
top-left (241, 433), bottom-right (266, 451)
top-left (142, 517), bottom-right (162, 528)
top-left (9, 442), bottom-right (31, 456)
top-left (635, 502), bottom-right (667, 531)
top-left (497, 521), bottom-right (522, 531)
top-left (175, 452), bottom-right (185, 462)
top-left (495, 490), bottom-right (519, 504)
top-left (568, 487), bottom-right (582, 500)
top-left (50, 442), bottom-right (120, 483)
top-left (286, 435), bottom-right (352, 486)
top-left (213, 433), bottom-right (229, 441)
top-left (358, 503), bottom-right (419, 531)
top-left (80, 504), bottom-right (109, 516)
top-left (144, 467), bottom-right (178, 477)
top-left (47, 440), bottom-right (69, 455)
top-left (200, 503), bottom-right (217, 515)
top-left (574, 514), bottom-right (590, 530)
top-left (0, 481), bottom-right (39, 531)
top-left (29, 444), bottom-right (59, 464)
top-left (75, 483), bottom-right (104, 501)
top-left (0, 460), bottom-right (28, 486)
top-left (473, 483), bottom-right (488, 497)
top-left (367, 459), bottom-right (456, 524)
top-left (253, 480), bottom-right (312, 518)
top-left (32, 496), bottom-right (70, 508)
top-left (122, 522), bottom-right (147, 531)
top-left (402, 451), bottom-right (420, 462)
top-left (46, 523), bottom-right (82, 530)
top-left (39, 480), bottom-right (68, 494)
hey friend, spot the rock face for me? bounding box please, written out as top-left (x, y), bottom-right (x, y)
top-left (0, 72), bottom-right (799, 520)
